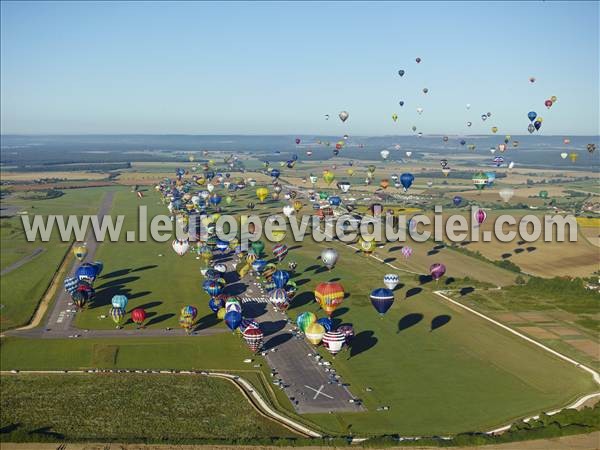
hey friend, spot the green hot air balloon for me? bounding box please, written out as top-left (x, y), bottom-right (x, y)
top-left (539, 190), bottom-right (549, 199)
top-left (251, 241), bottom-right (265, 257)
top-left (472, 172), bottom-right (489, 190)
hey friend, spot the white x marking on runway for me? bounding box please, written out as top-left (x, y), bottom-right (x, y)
top-left (304, 384), bottom-right (333, 400)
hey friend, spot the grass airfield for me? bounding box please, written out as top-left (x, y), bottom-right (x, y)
top-left (1, 155), bottom-right (599, 440)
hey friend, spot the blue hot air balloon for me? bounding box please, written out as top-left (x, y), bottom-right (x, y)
top-left (317, 317), bottom-right (333, 332)
top-left (208, 297), bottom-right (224, 313)
top-left (224, 310), bottom-right (242, 331)
top-left (111, 294), bottom-right (129, 310)
top-left (75, 263), bottom-right (99, 283)
top-left (329, 196), bottom-right (342, 206)
top-left (370, 288), bottom-right (395, 316)
top-left (527, 111), bottom-right (537, 122)
top-left (251, 259), bottom-right (268, 274)
top-left (64, 276), bottom-right (79, 294)
top-left (460, 139), bottom-right (466, 146)
top-left (203, 279), bottom-right (222, 297)
top-left (272, 270), bottom-right (290, 289)
top-left (209, 194), bottom-right (222, 206)
top-left (270, 169), bottom-right (281, 179)
top-left (452, 195), bottom-right (462, 207)
top-left (400, 173), bottom-right (415, 192)
top-left (216, 239), bottom-right (229, 252)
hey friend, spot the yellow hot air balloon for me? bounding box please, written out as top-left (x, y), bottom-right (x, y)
top-left (196, 176), bottom-right (206, 186)
top-left (305, 322), bottom-right (326, 345)
top-left (271, 230), bottom-right (287, 242)
top-left (256, 187), bottom-right (269, 203)
top-left (73, 243), bottom-right (88, 261)
top-left (217, 308), bottom-right (226, 320)
top-left (392, 113), bottom-right (398, 122)
top-left (347, 168), bottom-right (355, 176)
top-left (293, 200), bottom-right (303, 212)
top-left (323, 170), bottom-right (335, 186)
top-left (491, 126), bottom-right (498, 133)
top-left (237, 262), bottom-right (250, 278)
top-left (551, 95), bottom-right (557, 102)
top-left (569, 152), bottom-right (578, 163)
top-left (358, 237), bottom-right (376, 255)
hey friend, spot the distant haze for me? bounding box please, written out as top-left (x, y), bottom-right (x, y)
top-left (1, 2), bottom-right (598, 135)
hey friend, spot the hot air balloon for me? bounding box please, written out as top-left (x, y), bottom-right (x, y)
top-left (111, 294), bottom-right (128, 310)
top-left (323, 171), bottom-right (335, 186)
top-left (569, 152), bottom-right (578, 163)
top-left (314, 282), bottom-right (344, 317)
top-left (224, 310), bottom-right (242, 331)
top-left (272, 244), bottom-right (288, 262)
top-left (474, 208), bottom-right (487, 225)
top-left (317, 317), bottom-right (333, 332)
top-left (472, 172), bottom-right (488, 190)
top-left (587, 144), bottom-right (596, 154)
top-left (560, 152), bottom-right (568, 159)
top-left (251, 241), bottom-right (265, 257)
top-left (131, 308), bottom-right (147, 327)
top-left (380, 150), bottom-right (390, 160)
top-left (269, 288), bottom-right (289, 311)
top-left (305, 322), bottom-right (325, 345)
top-left (64, 276), bottom-right (79, 294)
top-left (272, 270), bottom-right (290, 289)
top-left (339, 111), bottom-right (349, 122)
top-left (109, 306), bottom-right (125, 328)
top-left (321, 248), bottom-right (339, 270)
top-left (415, 57), bottom-right (421, 63)
top-left (172, 239), bottom-right (189, 256)
top-left (370, 287), bottom-right (395, 316)
top-left (295, 138), bottom-right (301, 145)
top-left (491, 126), bottom-right (498, 133)
top-left (358, 237), bottom-right (376, 255)
top-left (452, 196), bottom-right (462, 207)
top-left (429, 263), bottom-right (446, 281)
top-left (399, 100), bottom-right (405, 106)
top-left (392, 113), bottom-right (398, 123)
top-left (256, 187), bottom-right (269, 203)
top-left (71, 290), bottom-right (88, 309)
top-left (401, 246), bottom-right (413, 259)
top-left (400, 173), bottom-right (414, 191)
top-left (422, 88), bottom-right (428, 94)
top-left (499, 188), bottom-right (514, 202)
top-left (383, 274), bottom-right (400, 290)
top-left (545, 99), bottom-right (553, 109)
top-left (322, 331), bottom-right (346, 356)
top-left (539, 190), bottom-right (549, 199)
top-left (398, 69), bottom-right (405, 77)
top-left (297, 312), bottom-right (317, 333)
top-left (534, 121), bottom-right (542, 131)
top-left (73, 243), bottom-right (88, 261)
top-left (243, 327), bottom-right (263, 353)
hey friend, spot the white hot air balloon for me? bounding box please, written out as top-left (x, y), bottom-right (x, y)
top-left (416, 107), bottom-right (423, 115)
top-left (282, 205), bottom-right (294, 217)
top-left (380, 150), bottom-right (390, 160)
top-left (499, 188), bottom-right (514, 202)
top-left (405, 151), bottom-right (412, 158)
top-left (207, 183), bottom-right (215, 193)
top-left (508, 161), bottom-right (515, 170)
top-left (172, 239), bottom-right (190, 256)
top-left (321, 248), bottom-right (339, 270)
top-left (466, 103), bottom-right (471, 110)
top-left (560, 152), bottom-right (568, 159)
top-left (338, 181), bottom-right (351, 193)
top-left (383, 274), bottom-right (400, 290)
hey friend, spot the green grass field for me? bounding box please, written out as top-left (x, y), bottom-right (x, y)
top-left (1, 176), bottom-right (598, 439)
top-left (0, 374), bottom-right (295, 441)
top-left (0, 187), bottom-right (117, 331)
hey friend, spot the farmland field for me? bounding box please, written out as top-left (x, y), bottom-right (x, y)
top-left (0, 374), bottom-right (296, 441)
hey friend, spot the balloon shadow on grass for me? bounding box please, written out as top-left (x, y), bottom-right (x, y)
top-left (348, 331), bottom-right (377, 359)
top-left (263, 333), bottom-right (292, 351)
top-left (288, 291), bottom-right (314, 311)
top-left (430, 315), bottom-right (451, 331)
top-left (405, 287), bottom-right (422, 298)
top-left (418, 275), bottom-right (433, 285)
top-left (397, 313), bottom-right (423, 333)
top-left (194, 313), bottom-right (219, 331)
top-left (459, 287), bottom-right (475, 296)
top-left (146, 313), bottom-right (175, 327)
top-left (261, 320), bottom-right (287, 336)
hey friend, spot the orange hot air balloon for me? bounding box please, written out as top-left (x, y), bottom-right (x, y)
top-left (314, 282), bottom-right (345, 317)
top-left (379, 179), bottom-right (389, 189)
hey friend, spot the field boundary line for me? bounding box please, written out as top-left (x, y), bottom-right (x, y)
top-left (0, 370), bottom-right (322, 438)
top-left (434, 290), bottom-right (600, 434)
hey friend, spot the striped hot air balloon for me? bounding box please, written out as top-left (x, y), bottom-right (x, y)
top-left (64, 276), bottom-right (79, 294)
top-left (383, 274), bottom-right (399, 290)
top-left (314, 282), bottom-right (344, 317)
top-left (370, 287), bottom-right (395, 316)
top-left (322, 330), bottom-right (346, 355)
top-left (239, 318), bottom-right (260, 333)
top-left (109, 307), bottom-right (125, 328)
top-left (242, 327), bottom-right (264, 353)
top-left (272, 244), bottom-right (288, 262)
top-left (269, 288), bottom-right (289, 311)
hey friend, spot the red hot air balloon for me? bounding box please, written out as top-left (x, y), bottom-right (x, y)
top-left (429, 263), bottom-right (446, 281)
top-left (322, 330), bottom-right (346, 356)
top-left (131, 308), bottom-right (147, 327)
top-left (242, 327), bottom-right (264, 353)
top-left (544, 99), bottom-right (553, 109)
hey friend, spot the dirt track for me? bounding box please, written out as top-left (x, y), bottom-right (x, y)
top-left (1, 431), bottom-right (599, 449)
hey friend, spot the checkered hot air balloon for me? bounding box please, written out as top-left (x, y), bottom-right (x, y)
top-left (314, 282), bottom-right (344, 317)
top-left (242, 327), bottom-right (264, 353)
top-left (401, 246), bottom-right (413, 259)
top-left (64, 276), bottom-right (79, 294)
top-left (322, 330), bottom-right (346, 355)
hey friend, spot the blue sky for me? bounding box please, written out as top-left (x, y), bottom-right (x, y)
top-left (1, 1), bottom-right (598, 135)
